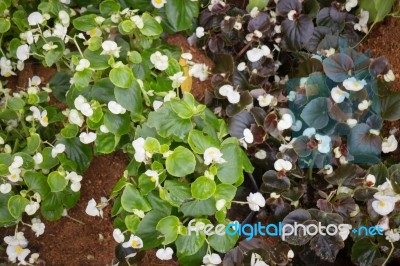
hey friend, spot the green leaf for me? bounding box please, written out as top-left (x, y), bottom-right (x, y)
top-left (374, 0), bottom-right (396, 22)
top-left (351, 239), bottom-right (381, 266)
top-left (247, 0), bottom-right (268, 11)
top-left (114, 80), bottom-right (143, 113)
top-left (40, 192), bottom-right (63, 221)
top-left (170, 99), bottom-right (194, 119)
top-left (125, 215), bottom-right (140, 233)
top-left (176, 232), bottom-right (206, 257)
top-left (191, 176), bottom-right (216, 200)
top-left (39, 147), bottom-right (59, 170)
top-left (100, 0), bottom-right (120, 16)
top-left (61, 124), bottom-right (79, 139)
top-left (217, 143), bottom-right (243, 184)
top-left (47, 171), bottom-right (68, 192)
top-left (7, 98), bottom-right (25, 110)
top-left (380, 93), bottom-right (400, 121)
top-left (84, 49), bottom-right (110, 70)
top-left (165, 0), bottom-right (199, 32)
top-left (300, 97), bottom-right (330, 129)
top-left (156, 215), bottom-right (181, 245)
top-left (95, 133), bottom-right (117, 154)
top-left (0, 193), bottom-right (17, 226)
top-left (162, 180), bottom-right (191, 207)
top-left (140, 13), bottom-right (163, 36)
top-left (59, 138), bottom-right (92, 172)
top-left (104, 112), bottom-right (131, 136)
top-left (214, 184), bottom-right (237, 201)
top-left (110, 66), bottom-right (134, 89)
top-left (147, 103), bottom-right (192, 140)
top-left (208, 228), bottom-right (239, 253)
top-left (118, 20), bottom-right (135, 34)
top-left (368, 163), bottom-right (388, 186)
top-left (8, 195), bottom-right (29, 220)
top-left (135, 210), bottom-right (164, 249)
top-left (73, 14), bottom-right (98, 31)
top-left (44, 37), bottom-right (65, 67)
top-left (24, 171), bottom-right (51, 199)
top-left (166, 146), bottom-right (196, 177)
top-left (188, 130), bottom-right (219, 154)
top-left (73, 69), bottom-right (92, 90)
top-left (0, 18), bottom-right (11, 33)
top-left (49, 72), bottom-right (71, 102)
top-left (121, 184), bottom-right (152, 212)
top-left (27, 134), bottom-right (41, 154)
top-left (13, 153), bottom-right (34, 169)
top-left (180, 198), bottom-right (216, 217)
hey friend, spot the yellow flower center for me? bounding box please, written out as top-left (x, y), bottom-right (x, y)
top-left (354, 82), bottom-right (361, 88)
top-left (131, 240), bottom-right (138, 247)
top-left (43, 116), bottom-right (48, 122)
top-left (11, 174), bottom-right (17, 180)
top-left (5, 71), bottom-right (12, 77)
top-left (15, 245), bottom-right (23, 254)
top-left (150, 177), bottom-right (156, 183)
top-left (155, 0), bottom-right (163, 3)
top-left (379, 201), bottom-right (386, 207)
top-left (89, 28), bottom-right (97, 35)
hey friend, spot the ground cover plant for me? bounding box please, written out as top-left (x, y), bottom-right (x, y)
top-left (1, 0), bottom-right (400, 265)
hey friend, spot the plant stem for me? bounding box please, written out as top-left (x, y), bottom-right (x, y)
top-left (382, 241), bottom-right (395, 266)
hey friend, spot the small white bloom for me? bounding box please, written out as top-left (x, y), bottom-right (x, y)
top-left (68, 109), bottom-right (84, 127)
top-left (0, 183), bottom-right (12, 194)
top-left (270, 192), bottom-right (280, 199)
top-left (152, 0), bottom-right (167, 9)
top-left (385, 229), bottom-right (400, 243)
top-left (169, 72), bottom-right (186, 89)
top-left (122, 235), bottom-right (143, 249)
top-left (257, 94), bottom-right (274, 107)
top-left (277, 114), bottom-right (293, 131)
top-left (234, 21), bottom-right (242, 30)
top-left (189, 63), bottom-right (209, 81)
top-left (51, 143), bottom-right (66, 158)
top-left (250, 7), bottom-right (259, 18)
top-left (58, 10), bottom-right (70, 26)
top-left (101, 40), bottom-right (121, 58)
top-left (113, 228), bottom-right (125, 243)
top-left (345, 0), bottom-right (358, 11)
top-left (366, 174), bottom-right (376, 186)
top-left (246, 46), bottom-right (271, 62)
top-left (153, 100), bottom-right (164, 111)
top-left (16, 45), bottom-right (30, 62)
top-left (181, 53), bottom-right (193, 60)
top-left (29, 76), bottom-right (41, 86)
top-left (384, 70), bottom-right (395, 82)
top-left (196, 27), bottom-right (205, 38)
top-left (79, 132), bottom-right (97, 144)
top-left (108, 101), bottom-right (126, 114)
top-left (145, 170), bottom-right (159, 186)
top-left (237, 62), bottom-right (246, 71)
top-left (247, 192), bottom-right (266, 211)
top-left (85, 198), bottom-right (100, 216)
top-left (346, 118), bottom-right (357, 128)
top-left (288, 10), bottom-right (297, 21)
top-left (100, 125), bottom-right (110, 133)
top-left (156, 247), bottom-right (174, 260)
top-left (131, 15), bottom-right (144, 29)
top-left (4, 232), bottom-right (30, 264)
top-left (25, 202), bottom-right (40, 215)
top-left (255, 150), bottom-right (267, 160)
top-left (28, 12), bottom-right (44, 25)
top-left (76, 58), bottom-right (90, 72)
top-left (203, 253), bottom-right (222, 266)
top-left (372, 196), bottom-right (396, 216)
top-left (204, 147), bottom-right (226, 165)
top-left (150, 51), bottom-right (169, 71)
top-left (315, 134), bottom-right (331, 154)
top-left (274, 25), bottom-right (282, 34)
top-left (354, 9), bottom-right (369, 34)
top-left (7, 168), bottom-right (21, 183)
top-left (343, 77), bottom-right (367, 91)
top-left (358, 100), bottom-right (370, 111)
top-left (287, 250), bottom-right (294, 259)
top-left (331, 86), bottom-right (349, 103)
top-left (11, 156), bottom-right (23, 169)
top-left (377, 216), bottom-right (390, 231)
top-left (382, 135), bottom-right (398, 153)
top-left (243, 128), bottom-right (254, 143)
top-left (164, 91), bottom-right (176, 102)
top-left (274, 159), bottom-right (292, 172)
top-left (31, 218), bottom-right (45, 237)
top-left (219, 84), bottom-right (240, 104)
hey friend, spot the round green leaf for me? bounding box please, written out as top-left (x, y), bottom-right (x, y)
top-left (47, 171), bottom-right (68, 192)
top-left (7, 98), bottom-right (25, 110)
top-left (140, 13), bottom-right (163, 36)
top-left (110, 66), bottom-right (134, 88)
top-left (8, 195), bottom-right (29, 220)
top-left (121, 184), bottom-right (152, 212)
top-left (300, 97), bottom-right (329, 129)
top-left (191, 176), bottom-right (216, 200)
top-left (166, 146), bottom-right (196, 177)
top-left (156, 215), bottom-right (181, 245)
top-left (188, 130), bottom-right (219, 154)
top-left (0, 18), bottom-right (11, 33)
top-left (27, 134), bottom-right (41, 154)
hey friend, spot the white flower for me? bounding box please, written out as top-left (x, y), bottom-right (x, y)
top-left (76, 58), bottom-right (90, 71)
top-left (347, 118), bottom-right (358, 128)
top-left (277, 114), bottom-right (293, 131)
top-left (131, 15), bottom-right (144, 29)
top-left (237, 62), bottom-right (246, 71)
top-left (132, 138), bottom-right (153, 163)
top-left (339, 224), bottom-right (352, 240)
top-left (204, 147), bottom-right (226, 165)
top-left (377, 216), bottom-right (390, 231)
top-left (122, 235), bottom-right (143, 249)
top-left (203, 253), bottom-right (222, 266)
top-left (79, 132), bottom-right (96, 144)
top-left (169, 72), bottom-right (186, 89)
top-left (11, 156), bottom-right (23, 169)
top-left (247, 192), bottom-right (265, 211)
top-left (358, 100), bottom-right (370, 111)
top-left (145, 170), bottom-right (159, 186)
top-left (0, 57), bottom-right (16, 77)
top-left (101, 40), bottom-right (121, 58)
top-left (152, 0), bottom-right (167, 8)
top-left (257, 94), bottom-right (274, 107)
top-left (189, 63), bottom-right (209, 81)
top-left (153, 100), bottom-right (164, 111)
top-left (274, 159), bottom-right (292, 172)
top-left (164, 90), bottom-right (176, 102)
top-left (156, 247), bottom-right (174, 260)
top-left (74, 95), bottom-right (93, 117)
top-left (16, 45), bottom-right (30, 62)
top-left (254, 150), bottom-right (267, 160)
top-left (354, 9), bottom-right (369, 34)
top-left (385, 229), bottom-right (400, 243)
top-left (7, 167), bottom-right (21, 183)
top-left (384, 70), bottom-right (395, 82)
top-left (343, 77), bottom-right (367, 91)
top-left (382, 135), bottom-right (398, 153)
top-left (287, 250), bottom-right (294, 259)
top-left (219, 84), bottom-right (240, 104)
top-left (4, 232), bottom-right (30, 264)
top-left (68, 109), bottom-right (84, 127)
top-left (29, 106), bottom-right (48, 127)
top-left (370, 129), bottom-right (380, 135)
top-left (51, 143), bottom-right (65, 158)
top-left (0, 183), bottom-right (12, 194)
top-left (60, 0), bottom-right (71, 4)
top-left (53, 23), bottom-right (67, 40)
top-left (372, 196), bottom-right (396, 216)
top-left (250, 7), bottom-right (259, 18)
top-left (345, 0), bottom-right (357, 11)
top-left (243, 128), bottom-right (254, 143)
top-left (246, 46), bottom-right (271, 62)
top-left (234, 21), bottom-right (242, 30)
top-left (270, 192), bottom-right (280, 199)
top-left (29, 76), bottom-right (41, 87)
top-left (366, 174), bottom-right (376, 186)
top-left (108, 101), bottom-right (126, 114)
top-left (113, 228), bottom-right (125, 243)
top-left (196, 27), bottom-right (205, 38)
top-left (25, 202), bottom-right (40, 215)
top-left (150, 51), bottom-right (169, 71)
top-left (28, 12), bottom-right (44, 25)
top-left (100, 125), bottom-right (109, 133)
top-left (29, 253), bottom-right (40, 264)
top-left (65, 171), bottom-right (82, 192)
top-left (315, 134), bottom-right (331, 154)
top-left (31, 218), bottom-right (45, 237)
top-left (85, 198), bottom-right (108, 217)
top-left (288, 10), bottom-right (297, 21)
top-left (331, 86), bottom-right (349, 103)
top-left (87, 27), bottom-right (102, 37)
top-left (58, 10), bottom-right (70, 26)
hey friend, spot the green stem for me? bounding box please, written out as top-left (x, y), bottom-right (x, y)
top-left (12, 138), bottom-right (20, 154)
top-left (382, 241), bottom-right (395, 266)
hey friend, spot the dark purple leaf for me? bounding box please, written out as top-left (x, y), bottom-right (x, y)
top-left (250, 107), bottom-right (267, 126)
top-left (250, 124), bottom-right (266, 144)
top-left (310, 234), bottom-right (344, 262)
top-left (208, 35), bottom-right (225, 54)
top-left (247, 12), bottom-right (270, 32)
top-left (366, 115), bottom-right (382, 130)
top-left (348, 124), bottom-right (382, 158)
top-left (225, 91), bottom-right (253, 117)
top-left (325, 164), bottom-right (358, 186)
top-left (282, 15), bottom-right (314, 50)
top-left (221, 17), bottom-right (236, 33)
top-left (228, 111), bottom-right (254, 138)
top-left (323, 53), bottom-right (354, 82)
top-left (333, 196), bottom-right (356, 218)
top-left (369, 56), bottom-right (390, 76)
top-left (263, 112), bottom-right (280, 138)
top-left (277, 0), bottom-right (302, 15)
top-left (317, 199), bottom-right (333, 212)
top-left (260, 170), bottom-right (290, 193)
top-left (307, 26), bottom-right (334, 52)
